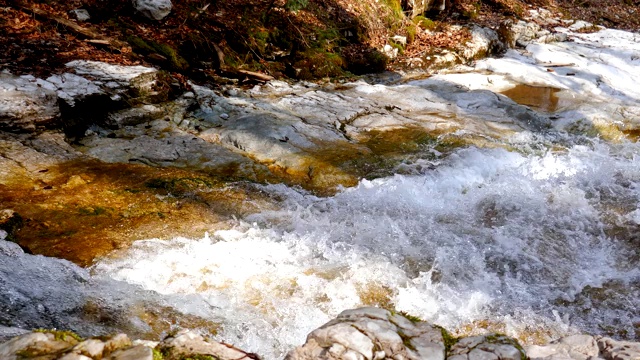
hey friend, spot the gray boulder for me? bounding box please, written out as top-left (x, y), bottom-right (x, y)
top-left (447, 334), bottom-right (525, 360)
top-left (286, 307), bottom-right (446, 360)
top-left (526, 335), bottom-right (599, 360)
top-left (132, 0), bottom-right (172, 20)
top-left (158, 329), bottom-right (257, 360)
top-left (0, 72), bottom-right (60, 132)
top-left (597, 337), bottom-right (640, 360)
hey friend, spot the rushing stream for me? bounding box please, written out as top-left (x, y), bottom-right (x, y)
top-left (2, 26), bottom-right (640, 360)
top-left (93, 141), bottom-right (640, 355)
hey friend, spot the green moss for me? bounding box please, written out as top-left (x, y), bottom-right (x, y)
top-left (398, 311), bottom-right (423, 323)
top-left (434, 325), bottom-right (459, 351)
top-left (388, 40), bottom-right (404, 55)
top-left (127, 36), bottom-right (156, 53)
top-left (154, 43), bottom-right (190, 71)
top-left (179, 355), bottom-right (219, 360)
top-left (406, 23), bottom-right (417, 44)
top-left (248, 28), bottom-right (271, 54)
top-left (413, 16), bottom-right (436, 31)
top-left (285, 0), bottom-right (309, 11)
top-left (313, 27), bottom-right (344, 53)
top-left (483, 334), bottom-right (527, 360)
top-left (293, 49), bottom-right (347, 79)
top-left (153, 348), bottom-right (164, 360)
top-left (343, 47), bottom-right (388, 75)
top-left (398, 330), bottom-right (417, 351)
top-left (34, 328), bottom-right (83, 343)
top-left (127, 36), bottom-right (190, 71)
top-left (381, 0), bottom-right (404, 30)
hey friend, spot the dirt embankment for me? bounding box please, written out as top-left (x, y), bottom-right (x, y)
top-left (2, 0), bottom-right (638, 85)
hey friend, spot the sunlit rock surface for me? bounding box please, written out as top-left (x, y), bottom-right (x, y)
top-left (526, 335), bottom-right (599, 360)
top-left (0, 73), bottom-right (60, 132)
top-left (448, 334), bottom-right (524, 360)
top-left (286, 307), bottom-right (445, 360)
top-left (3, 311), bottom-right (638, 360)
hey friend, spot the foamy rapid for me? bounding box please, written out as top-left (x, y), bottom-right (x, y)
top-left (85, 141), bottom-right (639, 359)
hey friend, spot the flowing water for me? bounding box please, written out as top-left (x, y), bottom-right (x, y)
top-left (97, 140), bottom-right (640, 347)
top-left (3, 138), bottom-right (639, 358)
top-left (2, 27), bottom-right (640, 359)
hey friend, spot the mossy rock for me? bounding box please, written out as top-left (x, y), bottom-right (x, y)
top-left (293, 50), bottom-right (347, 80)
top-left (34, 329), bottom-right (83, 344)
top-left (127, 36), bottom-right (190, 71)
top-left (433, 325), bottom-right (460, 351)
top-left (342, 45), bottom-right (389, 75)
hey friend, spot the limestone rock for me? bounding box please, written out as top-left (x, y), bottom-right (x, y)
top-left (69, 9), bottom-right (90, 21)
top-left (447, 334), bottom-right (525, 360)
top-left (0, 239), bottom-right (24, 256)
top-left (568, 21), bottom-right (596, 32)
top-left (103, 334), bottom-right (132, 354)
top-left (132, 0), bottom-right (173, 20)
top-left (45, 73), bottom-right (103, 106)
top-left (0, 332), bottom-right (74, 360)
top-left (286, 307), bottom-right (445, 360)
top-left (0, 72), bottom-right (60, 132)
top-left (383, 44), bottom-right (399, 60)
top-left (499, 20), bottom-right (541, 48)
top-left (105, 104), bottom-right (165, 127)
top-left (463, 26), bottom-right (505, 60)
top-left (72, 339), bottom-right (105, 358)
top-left (62, 60), bottom-right (166, 106)
top-left (597, 337), bottom-right (640, 360)
top-left (59, 353), bottom-right (93, 360)
top-left (526, 335), bottom-right (600, 360)
top-left (106, 344), bottom-right (153, 360)
top-left (158, 329), bottom-right (256, 360)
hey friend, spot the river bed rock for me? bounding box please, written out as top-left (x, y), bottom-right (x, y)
top-left (2, 309), bottom-right (639, 360)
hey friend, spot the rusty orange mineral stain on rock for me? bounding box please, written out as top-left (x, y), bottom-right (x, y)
top-left (0, 159), bottom-right (274, 266)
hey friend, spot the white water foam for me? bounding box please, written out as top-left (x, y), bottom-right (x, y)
top-left (85, 142), bottom-right (640, 359)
